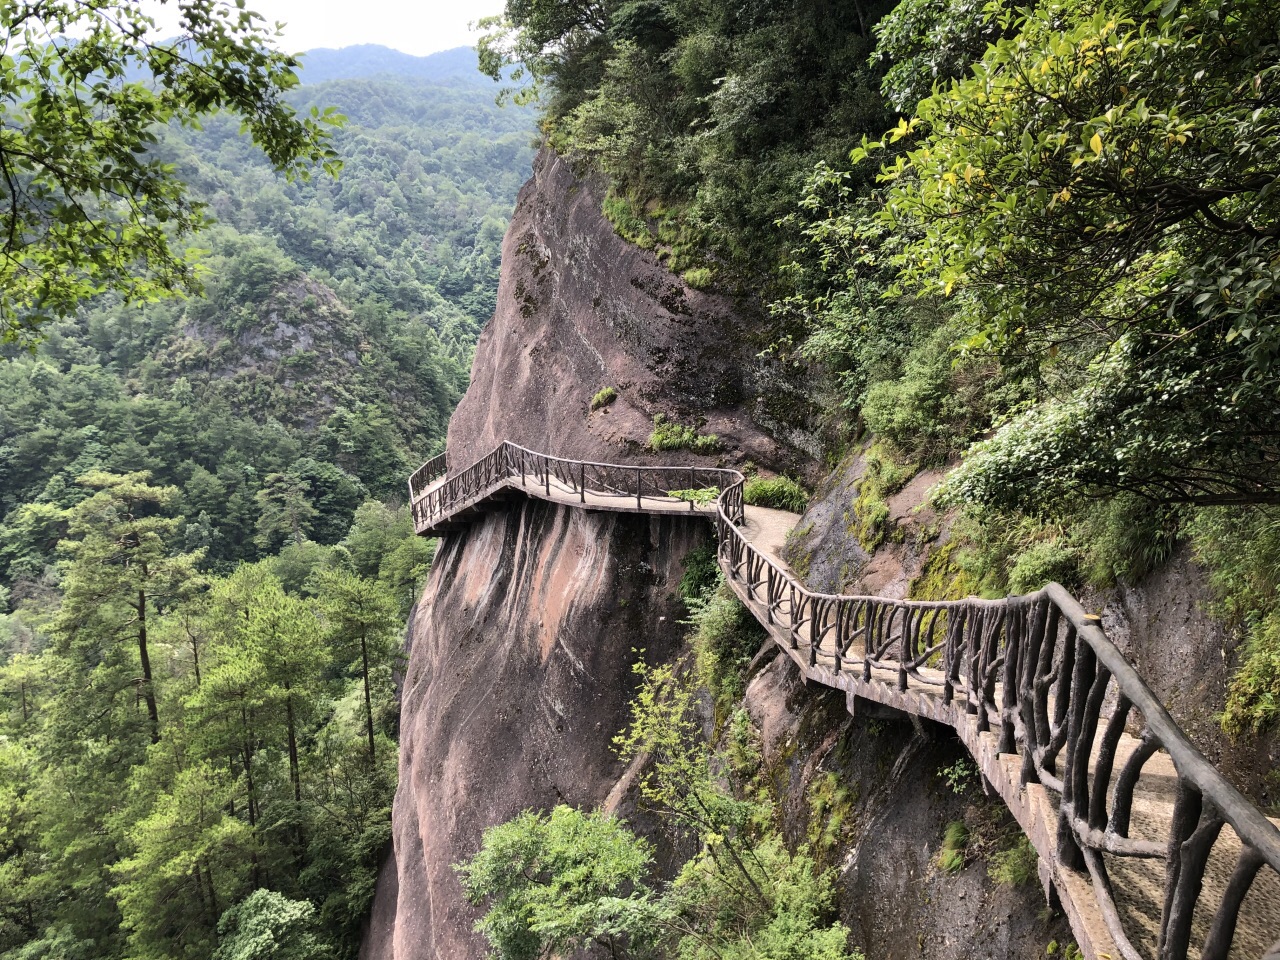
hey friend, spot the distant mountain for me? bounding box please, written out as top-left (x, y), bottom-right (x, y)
top-left (296, 45), bottom-right (489, 85)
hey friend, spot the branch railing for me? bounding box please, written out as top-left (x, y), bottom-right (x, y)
top-left (715, 487), bottom-right (1280, 960)
top-left (410, 445), bottom-right (1280, 960)
top-left (408, 441), bottom-right (743, 532)
top-left (408, 451), bottom-right (448, 501)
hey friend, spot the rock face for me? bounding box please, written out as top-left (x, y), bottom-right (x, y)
top-left (744, 649), bottom-right (1070, 960)
top-left (362, 148), bottom-right (1064, 960)
top-left (363, 501), bottom-right (710, 960)
top-left (445, 148), bottom-right (809, 474)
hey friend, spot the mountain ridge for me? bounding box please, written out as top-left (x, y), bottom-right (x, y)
top-left (296, 44), bottom-right (489, 86)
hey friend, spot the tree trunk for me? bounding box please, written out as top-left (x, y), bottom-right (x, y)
top-left (137, 588), bottom-right (160, 744)
top-left (285, 689), bottom-right (301, 804)
top-left (242, 710), bottom-right (260, 887)
top-left (360, 633), bottom-right (376, 762)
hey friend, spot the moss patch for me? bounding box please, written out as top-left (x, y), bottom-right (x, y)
top-left (807, 771), bottom-right (858, 861)
top-left (851, 443), bottom-right (917, 552)
top-left (648, 413), bottom-right (720, 453)
top-left (909, 539), bottom-right (979, 602)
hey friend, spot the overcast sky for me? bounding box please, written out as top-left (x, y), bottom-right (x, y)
top-left (145, 0), bottom-right (506, 57)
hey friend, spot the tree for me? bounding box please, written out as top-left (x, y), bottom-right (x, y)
top-left (868, 0), bottom-right (1280, 507)
top-left (313, 569), bottom-right (397, 762)
top-left (455, 805), bottom-right (654, 960)
top-left (55, 471), bottom-right (203, 744)
top-left (255, 473), bottom-right (317, 551)
top-left (0, 0), bottom-right (342, 346)
top-left (242, 583), bottom-right (327, 807)
top-left (111, 762), bottom-right (253, 960)
top-left (211, 889), bottom-right (332, 960)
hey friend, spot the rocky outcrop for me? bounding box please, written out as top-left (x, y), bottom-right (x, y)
top-left (445, 149), bottom-right (810, 474)
top-left (364, 501), bottom-right (709, 959)
top-left (744, 648), bottom-right (1071, 960)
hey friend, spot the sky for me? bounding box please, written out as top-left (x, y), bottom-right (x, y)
top-left (144, 0), bottom-right (506, 58)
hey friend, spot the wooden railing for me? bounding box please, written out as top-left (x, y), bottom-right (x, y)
top-left (412, 445), bottom-right (1280, 960)
top-left (408, 441), bottom-right (744, 532)
top-left (408, 451), bottom-right (447, 501)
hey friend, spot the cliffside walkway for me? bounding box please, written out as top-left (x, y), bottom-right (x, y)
top-left (409, 443), bottom-right (1280, 960)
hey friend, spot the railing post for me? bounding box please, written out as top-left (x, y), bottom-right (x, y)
top-left (580, 461), bottom-right (585, 503)
top-left (636, 467), bottom-right (641, 509)
top-left (898, 606), bottom-right (910, 692)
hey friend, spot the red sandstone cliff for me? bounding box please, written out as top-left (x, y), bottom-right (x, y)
top-left (361, 150), bottom-right (1062, 960)
top-left (361, 149), bottom-right (801, 960)
top-left (445, 149), bottom-right (806, 472)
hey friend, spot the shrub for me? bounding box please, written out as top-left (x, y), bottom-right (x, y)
top-left (648, 413), bottom-right (721, 453)
top-left (744, 475), bottom-right (809, 513)
top-left (988, 834), bottom-right (1038, 887)
top-left (938, 821), bottom-right (969, 874)
top-left (668, 486), bottom-right (719, 506)
top-left (851, 443), bottom-right (916, 552)
top-left (682, 266), bottom-right (713, 289)
top-left (688, 580), bottom-right (766, 713)
top-left (1187, 506), bottom-right (1280, 735)
top-left (1007, 539), bottom-right (1081, 594)
top-left (1076, 493), bottom-right (1180, 587)
top-left (1221, 614), bottom-right (1280, 737)
top-left (678, 545), bottom-right (720, 604)
top-left (939, 758), bottom-right (978, 795)
top-left (590, 386), bottom-right (618, 411)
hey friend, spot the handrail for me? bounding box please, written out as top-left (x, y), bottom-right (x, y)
top-left (409, 444), bottom-right (1280, 960)
top-left (408, 441), bottom-right (745, 532)
top-left (407, 451), bottom-right (448, 501)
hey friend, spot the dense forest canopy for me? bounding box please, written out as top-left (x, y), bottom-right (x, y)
top-left (0, 51), bottom-right (535, 960)
top-left (0, 0), bottom-right (342, 348)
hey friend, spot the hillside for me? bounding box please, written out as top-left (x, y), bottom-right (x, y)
top-left (297, 46), bottom-right (490, 86)
top-left (0, 64), bottom-right (534, 960)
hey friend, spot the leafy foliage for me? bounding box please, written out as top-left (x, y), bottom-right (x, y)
top-left (647, 414), bottom-right (720, 454)
top-left (462, 649), bottom-right (861, 960)
top-left (743, 476), bottom-right (809, 514)
top-left (988, 835), bottom-right (1038, 888)
top-left (869, 0), bottom-right (1280, 507)
top-left (480, 0), bottom-right (898, 283)
top-left (938, 820), bottom-right (969, 874)
top-left (0, 0), bottom-right (341, 346)
top-left (212, 890), bottom-right (332, 960)
top-left (1188, 508), bottom-right (1280, 735)
top-left (456, 806), bottom-right (653, 960)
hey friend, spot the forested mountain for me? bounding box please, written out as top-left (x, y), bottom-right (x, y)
top-left (0, 64), bottom-right (534, 959)
top-left (298, 45), bottom-right (491, 86)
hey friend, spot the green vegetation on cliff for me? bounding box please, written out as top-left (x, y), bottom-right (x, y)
top-left (482, 0), bottom-right (1280, 737)
top-left (460, 577), bottom-right (859, 960)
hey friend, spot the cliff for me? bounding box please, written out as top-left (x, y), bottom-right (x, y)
top-left (445, 150), bottom-right (806, 472)
top-left (363, 150), bottom-right (1064, 959)
top-left (362, 502), bottom-right (709, 959)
